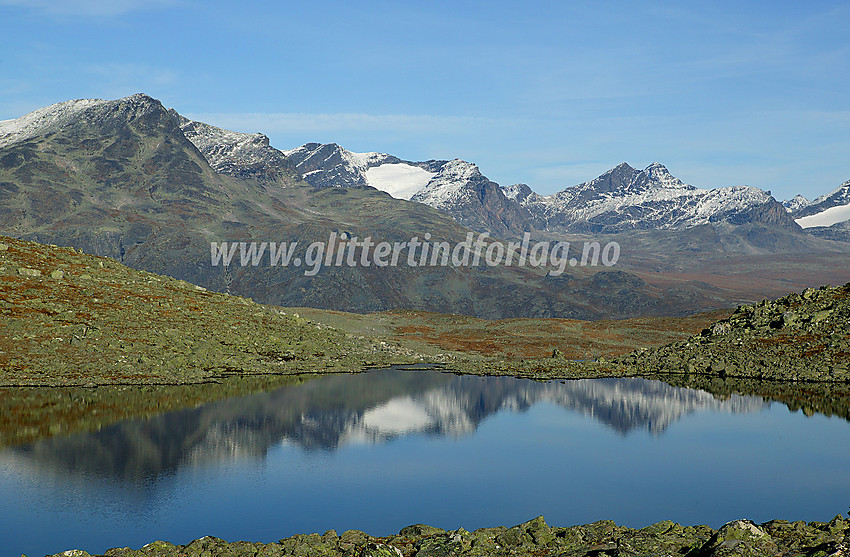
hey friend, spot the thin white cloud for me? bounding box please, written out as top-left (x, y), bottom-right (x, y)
top-left (85, 63), bottom-right (178, 90)
top-left (0, 0), bottom-right (177, 17)
top-left (181, 111), bottom-right (525, 136)
top-left (795, 110), bottom-right (850, 125)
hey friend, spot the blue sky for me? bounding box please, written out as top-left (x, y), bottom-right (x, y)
top-left (1, 0), bottom-right (848, 200)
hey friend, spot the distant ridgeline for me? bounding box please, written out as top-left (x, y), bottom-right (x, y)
top-left (1, 93), bottom-right (850, 319)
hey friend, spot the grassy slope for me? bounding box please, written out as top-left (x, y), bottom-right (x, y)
top-left (0, 235), bottom-right (423, 387)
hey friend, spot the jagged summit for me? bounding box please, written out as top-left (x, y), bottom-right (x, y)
top-left (783, 194), bottom-right (810, 213)
top-left (281, 142), bottom-right (400, 190)
top-left (410, 159), bottom-right (485, 209)
top-left (276, 143), bottom-right (527, 234)
top-left (178, 115), bottom-right (299, 185)
top-left (506, 162), bottom-right (790, 233)
top-left (643, 162), bottom-right (689, 189)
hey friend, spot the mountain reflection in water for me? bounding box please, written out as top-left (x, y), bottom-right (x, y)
top-left (3, 370), bottom-right (766, 481)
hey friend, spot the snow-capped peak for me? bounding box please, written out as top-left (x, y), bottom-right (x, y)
top-left (280, 142), bottom-right (440, 200)
top-left (644, 162), bottom-right (687, 189)
top-left (783, 194), bottom-right (810, 213)
top-left (432, 159), bottom-right (481, 182)
top-left (0, 93), bottom-right (167, 150)
top-left (180, 117), bottom-right (271, 169)
top-left (808, 178), bottom-right (850, 207)
top-left (178, 115), bottom-right (299, 185)
top-left (341, 146), bottom-right (393, 172)
top-left (282, 142), bottom-right (396, 185)
top-left (0, 97), bottom-right (108, 148)
top-left (410, 159), bottom-right (483, 209)
top-left (282, 142), bottom-right (393, 173)
top-left (510, 162), bottom-right (782, 232)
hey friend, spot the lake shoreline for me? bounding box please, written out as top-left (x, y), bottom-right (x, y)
top-left (46, 514), bottom-right (849, 557)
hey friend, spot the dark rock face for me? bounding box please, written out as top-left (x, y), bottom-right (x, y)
top-left (807, 219), bottom-right (850, 242)
top-left (713, 198), bottom-right (801, 229)
top-left (283, 142), bottom-right (400, 188)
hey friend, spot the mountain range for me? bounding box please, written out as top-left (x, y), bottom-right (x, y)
top-left (2, 93), bottom-right (850, 319)
top-left (4, 94), bottom-right (849, 240)
top-left (246, 138), bottom-right (849, 238)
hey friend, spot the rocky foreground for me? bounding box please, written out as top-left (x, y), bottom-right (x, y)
top-left (50, 515), bottom-right (849, 557)
top-left (619, 283), bottom-right (850, 382)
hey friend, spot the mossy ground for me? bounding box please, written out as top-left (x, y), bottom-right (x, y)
top-left (0, 235), bottom-right (424, 388)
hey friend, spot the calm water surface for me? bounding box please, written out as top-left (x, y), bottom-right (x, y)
top-left (2, 367), bottom-right (849, 556)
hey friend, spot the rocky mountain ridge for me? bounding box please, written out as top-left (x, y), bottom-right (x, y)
top-left (268, 141), bottom-right (815, 236)
top-left (176, 114), bottom-right (301, 186)
top-left (504, 161), bottom-right (799, 233)
top-left (279, 141), bottom-right (532, 235)
top-left (4, 96), bottom-right (849, 237)
top-left (3, 94), bottom-right (728, 320)
top-left (4, 95), bottom-right (847, 239)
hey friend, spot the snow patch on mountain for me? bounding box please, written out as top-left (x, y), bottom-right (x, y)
top-left (796, 203), bottom-right (850, 228)
top-left (0, 98), bottom-right (108, 148)
top-left (359, 396), bottom-right (436, 434)
top-left (364, 163), bottom-right (435, 200)
top-left (792, 179), bottom-right (850, 227)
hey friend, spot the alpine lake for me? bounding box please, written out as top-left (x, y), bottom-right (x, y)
top-left (1, 366), bottom-right (849, 556)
